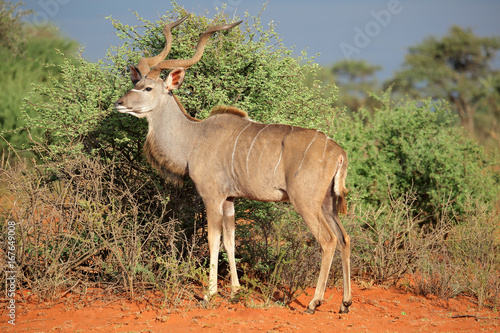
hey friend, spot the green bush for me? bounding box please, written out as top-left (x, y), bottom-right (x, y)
top-left (335, 92), bottom-right (500, 222)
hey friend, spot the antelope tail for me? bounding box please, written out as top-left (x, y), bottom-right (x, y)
top-left (333, 154), bottom-right (348, 215)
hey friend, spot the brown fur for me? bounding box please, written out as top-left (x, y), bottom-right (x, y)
top-left (144, 133), bottom-right (187, 185)
top-left (210, 105), bottom-right (248, 118)
top-left (337, 191), bottom-right (348, 215)
top-left (144, 100), bottom-right (247, 184)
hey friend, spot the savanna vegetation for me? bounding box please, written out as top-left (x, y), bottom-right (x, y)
top-left (1, 1), bottom-right (499, 310)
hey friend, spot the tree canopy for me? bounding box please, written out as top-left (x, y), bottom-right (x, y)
top-left (331, 59), bottom-right (381, 112)
top-left (388, 26), bottom-right (500, 141)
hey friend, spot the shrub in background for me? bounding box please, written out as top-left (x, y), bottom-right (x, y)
top-left (335, 92), bottom-right (500, 223)
top-left (0, 25), bottom-right (77, 153)
top-left (344, 190), bottom-right (448, 284)
top-left (337, 94), bottom-right (500, 306)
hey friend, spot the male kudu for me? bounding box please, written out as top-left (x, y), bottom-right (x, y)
top-left (115, 16), bottom-right (352, 314)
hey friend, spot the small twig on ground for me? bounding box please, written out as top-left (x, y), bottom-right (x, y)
top-left (451, 314), bottom-right (500, 320)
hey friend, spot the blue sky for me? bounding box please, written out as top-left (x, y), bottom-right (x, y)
top-left (21, 0), bottom-right (500, 80)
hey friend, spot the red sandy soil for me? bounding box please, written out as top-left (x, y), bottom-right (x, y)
top-left (1, 284), bottom-right (499, 332)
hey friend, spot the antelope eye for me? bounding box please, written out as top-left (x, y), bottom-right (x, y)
top-left (145, 87), bottom-right (153, 92)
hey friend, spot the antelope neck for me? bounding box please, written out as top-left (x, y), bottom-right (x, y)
top-left (145, 95), bottom-right (199, 177)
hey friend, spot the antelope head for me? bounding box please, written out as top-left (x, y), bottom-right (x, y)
top-left (115, 16), bottom-right (242, 118)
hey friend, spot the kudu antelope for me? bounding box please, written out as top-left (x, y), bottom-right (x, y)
top-left (115, 16), bottom-right (352, 314)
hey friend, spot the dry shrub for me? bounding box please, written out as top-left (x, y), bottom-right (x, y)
top-left (413, 252), bottom-right (464, 300)
top-left (235, 202), bottom-right (321, 305)
top-left (345, 191), bottom-right (449, 284)
top-left (345, 188), bottom-right (500, 308)
top-left (0, 154), bottom-right (205, 304)
top-left (415, 201), bottom-right (500, 308)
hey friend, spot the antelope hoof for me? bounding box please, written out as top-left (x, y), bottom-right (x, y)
top-left (202, 291), bottom-right (217, 303)
top-left (305, 300), bottom-right (321, 314)
top-left (339, 300), bottom-right (352, 314)
top-left (304, 307), bottom-right (316, 315)
top-left (193, 294), bottom-right (210, 307)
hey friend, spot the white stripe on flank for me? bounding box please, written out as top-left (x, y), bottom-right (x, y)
top-left (231, 123), bottom-right (252, 178)
top-left (321, 134), bottom-right (329, 162)
top-left (246, 124), bottom-right (269, 177)
top-left (273, 148), bottom-right (283, 177)
top-left (296, 131), bottom-right (319, 175)
top-left (273, 126), bottom-right (293, 177)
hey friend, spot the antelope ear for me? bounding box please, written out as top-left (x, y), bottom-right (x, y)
top-left (165, 68), bottom-right (185, 91)
top-left (130, 65), bottom-right (143, 85)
